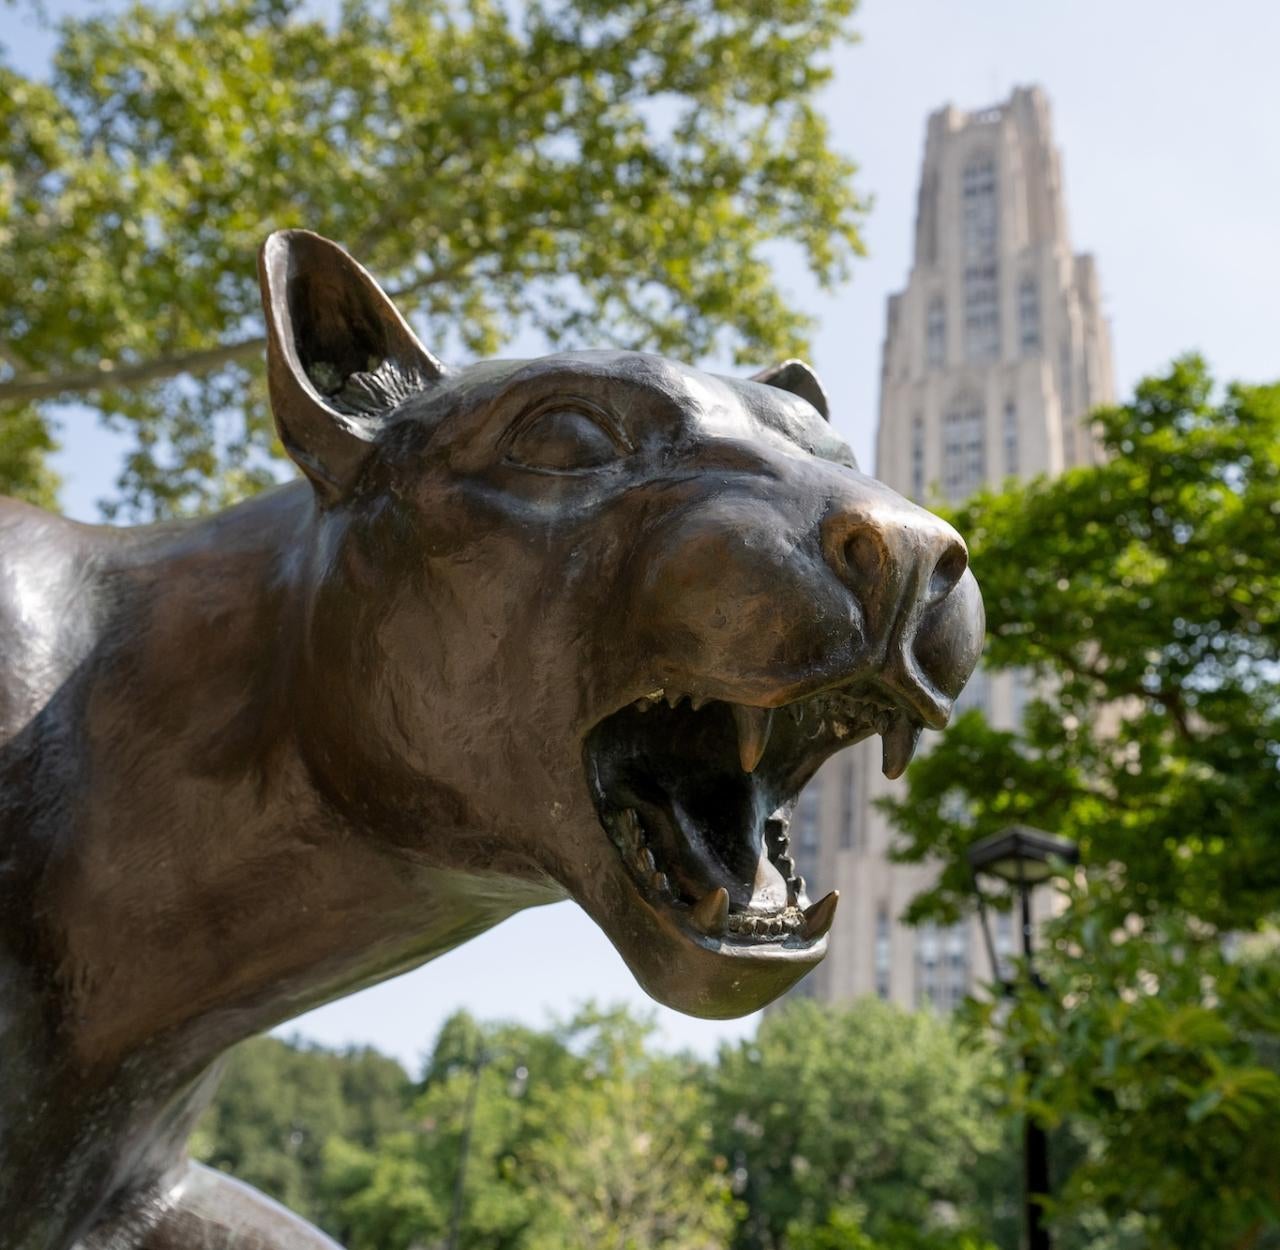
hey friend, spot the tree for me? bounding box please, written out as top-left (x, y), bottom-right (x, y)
top-left (191, 1034), bottom-right (414, 1228)
top-left (319, 1004), bottom-right (736, 1250)
top-left (978, 889), bottom-right (1280, 1250)
top-left (786, 1207), bottom-right (999, 1250)
top-left (0, 0), bottom-right (865, 517)
top-left (709, 998), bottom-right (1015, 1250)
top-left (883, 358), bottom-right (1280, 1248)
top-left (887, 356), bottom-right (1280, 929)
top-left (517, 1009), bottom-right (736, 1250)
top-left (319, 1013), bottom-right (547, 1250)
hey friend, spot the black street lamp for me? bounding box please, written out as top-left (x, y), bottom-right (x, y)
top-left (967, 825), bottom-right (1079, 1250)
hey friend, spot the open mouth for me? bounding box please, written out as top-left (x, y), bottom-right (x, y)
top-left (584, 681), bottom-right (924, 951)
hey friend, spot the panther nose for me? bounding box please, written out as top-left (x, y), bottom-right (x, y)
top-left (820, 501), bottom-right (973, 727)
top-left (822, 504), bottom-right (969, 609)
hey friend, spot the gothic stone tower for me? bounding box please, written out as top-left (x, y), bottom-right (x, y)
top-left (792, 85), bottom-right (1115, 1008)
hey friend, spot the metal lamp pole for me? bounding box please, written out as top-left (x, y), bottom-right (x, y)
top-left (968, 825), bottom-right (1079, 1250)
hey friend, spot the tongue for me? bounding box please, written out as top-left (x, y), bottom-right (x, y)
top-left (665, 795), bottom-right (789, 912)
top-left (745, 846), bottom-right (790, 914)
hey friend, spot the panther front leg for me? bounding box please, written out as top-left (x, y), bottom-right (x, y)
top-left (76, 1163), bottom-right (344, 1250)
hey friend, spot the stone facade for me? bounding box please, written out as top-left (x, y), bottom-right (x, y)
top-left (792, 86), bottom-right (1115, 1009)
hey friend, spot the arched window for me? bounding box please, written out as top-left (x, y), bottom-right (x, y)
top-left (962, 155), bottom-right (1000, 361)
top-left (943, 393), bottom-right (986, 501)
top-left (1018, 276), bottom-right (1041, 353)
top-left (925, 295), bottom-right (946, 368)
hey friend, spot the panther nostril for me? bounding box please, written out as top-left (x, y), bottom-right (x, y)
top-left (928, 540), bottom-right (968, 604)
top-left (844, 526), bottom-right (888, 583)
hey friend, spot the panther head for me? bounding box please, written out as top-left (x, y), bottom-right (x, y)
top-left (259, 231), bottom-right (984, 1018)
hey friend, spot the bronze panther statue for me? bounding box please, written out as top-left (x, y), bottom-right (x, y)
top-left (0, 231), bottom-right (983, 1248)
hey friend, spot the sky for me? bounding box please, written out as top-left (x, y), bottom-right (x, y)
top-left (9, 0), bottom-right (1280, 1072)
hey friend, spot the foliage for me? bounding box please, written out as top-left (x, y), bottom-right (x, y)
top-left (193, 1002), bottom-right (1023, 1250)
top-left (191, 1034), bottom-right (414, 1228)
top-left (516, 1022), bottom-right (737, 1250)
top-left (320, 1004), bottom-right (735, 1250)
top-left (0, 401), bottom-right (58, 506)
top-left (886, 356), bottom-right (1280, 931)
top-left (0, 0), bottom-right (865, 517)
top-left (883, 357), bottom-right (1280, 1248)
top-left (787, 1206), bottom-right (999, 1250)
top-left (966, 893), bottom-right (1280, 1249)
top-left (709, 997), bottom-right (1016, 1250)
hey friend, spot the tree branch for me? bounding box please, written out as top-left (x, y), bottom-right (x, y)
top-left (0, 336), bottom-right (263, 405)
top-left (0, 262), bottom-right (484, 408)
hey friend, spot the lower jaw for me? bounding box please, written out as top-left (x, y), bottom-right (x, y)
top-left (600, 805), bottom-right (834, 950)
top-left (599, 887), bottom-right (828, 1020)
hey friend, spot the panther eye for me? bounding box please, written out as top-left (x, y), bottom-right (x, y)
top-left (505, 405), bottom-right (627, 473)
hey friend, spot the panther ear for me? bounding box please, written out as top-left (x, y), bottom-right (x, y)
top-left (751, 359), bottom-right (830, 421)
top-left (258, 230), bottom-right (447, 504)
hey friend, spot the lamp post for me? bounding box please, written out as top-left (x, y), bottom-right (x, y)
top-left (967, 825), bottom-right (1079, 1250)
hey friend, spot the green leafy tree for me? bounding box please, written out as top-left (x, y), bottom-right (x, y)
top-left (320, 1005), bottom-right (735, 1250)
top-left (0, 0), bottom-right (865, 517)
top-left (191, 1034), bottom-right (414, 1227)
top-left (710, 998), bottom-right (1014, 1250)
top-left (517, 1010), bottom-right (736, 1250)
top-left (883, 357), bottom-right (1280, 1248)
top-left (887, 356), bottom-right (1280, 929)
top-left (976, 889), bottom-right (1280, 1250)
top-left (787, 1206), bottom-right (999, 1250)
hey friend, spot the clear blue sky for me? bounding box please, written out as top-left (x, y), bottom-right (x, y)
top-left (8, 0), bottom-right (1279, 1071)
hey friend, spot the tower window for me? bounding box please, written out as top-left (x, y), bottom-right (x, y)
top-left (962, 154), bottom-right (1000, 361)
top-left (1003, 400), bottom-right (1018, 476)
top-left (961, 155), bottom-right (998, 258)
top-left (926, 295), bottom-right (946, 368)
top-left (1019, 276), bottom-right (1041, 353)
top-left (915, 921), bottom-right (971, 1011)
top-left (911, 414), bottom-right (925, 501)
top-left (793, 783), bottom-right (821, 893)
top-left (964, 264), bottom-right (1000, 361)
top-left (839, 756), bottom-right (857, 850)
top-left (1061, 343), bottom-right (1076, 465)
top-left (875, 905), bottom-right (891, 999)
top-left (943, 393), bottom-right (986, 501)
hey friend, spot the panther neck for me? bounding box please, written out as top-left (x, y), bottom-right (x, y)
top-left (34, 485), bottom-right (538, 1075)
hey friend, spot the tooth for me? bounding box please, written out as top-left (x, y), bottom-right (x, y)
top-left (880, 715), bottom-right (922, 779)
top-left (691, 886), bottom-right (730, 937)
top-left (801, 891), bottom-right (839, 941)
top-left (616, 810), bottom-right (637, 846)
top-left (652, 871), bottom-right (669, 894)
top-left (666, 691), bottom-right (681, 708)
top-left (731, 705), bottom-right (774, 773)
top-left (641, 847), bottom-right (656, 874)
top-left (645, 688), bottom-right (664, 703)
top-left (690, 694), bottom-right (708, 711)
